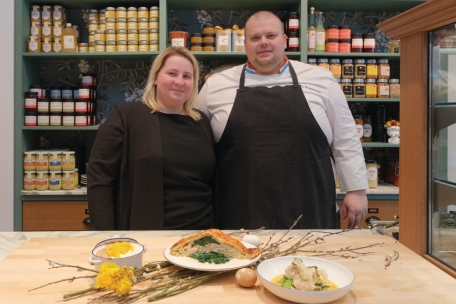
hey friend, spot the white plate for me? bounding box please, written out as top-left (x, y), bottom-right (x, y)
top-left (163, 241), bottom-right (261, 271)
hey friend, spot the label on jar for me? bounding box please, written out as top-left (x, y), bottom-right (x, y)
top-left (289, 37), bottom-right (299, 48)
top-left (366, 166), bottom-right (378, 181)
top-left (54, 41), bottom-right (62, 52)
top-left (29, 40), bottom-right (38, 51)
top-left (343, 66), bottom-right (353, 76)
top-left (356, 125), bottom-right (363, 138)
top-left (42, 9), bottom-right (50, 20)
top-left (31, 24), bottom-right (39, 36)
top-left (149, 22), bottom-right (158, 29)
top-left (50, 101), bottom-right (63, 112)
top-left (31, 8), bottom-right (40, 20)
top-left (62, 90), bottom-right (72, 99)
top-left (63, 35), bottom-right (75, 50)
top-left (355, 85), bottom-right (365, 96)
top-left (42, 25), bottom-right (51, 36)
top-left (352, 38), bottom-right (363, 48)
top-left (342, 85), bottom-right (352, 96)
top-left (363, 124), bottom-right (372, 137)
top-left (25, 115), bottom-right (37, 126)
top-left (54, 26), bottom-right (62, 37)
top-left (25, 98), bottom-right (37, 109)
top-left (79, 88), bottom-right (90, 98)
top-left (289, 19), bottom-right (299, 29)
top-left (356, 66), bottom-right (366, 76)
top-left (75, 101), bottom-right (87, 112)
top-left (380, 66), bottom-right (390, 77)
top-left (364, 39), bottom-right (375, 48)
top-left (62, 115), bottom-right (74, 126)
top-left (379, 85), bottom-right (390, 96)
top-left (53, 10), bottom-right (61, 20)
top-left (366, 85), bottom-right (377, 97)
top-left (42, 41), bottom-right (52, 52)
top-left (218, 35), bottom-right (229, 46)
top-left (150, 32), bottom-right (158, 41)
top-left (82, 76), bottom-right (93, 86)
top-left (37, 115), bottom-right (50, 125)
top-left (171, 38), bottom-right (184, 47)
top-left (75, 115), bottom-right (87, 126)
top-left (37, 101), bottom-right (49, 112)
top-left (118, 45), bottom-right (127, 52)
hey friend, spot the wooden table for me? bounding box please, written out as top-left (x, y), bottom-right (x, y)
top-left (1, 230), bottom-right (455, 303)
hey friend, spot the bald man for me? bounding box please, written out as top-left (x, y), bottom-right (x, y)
top-left (198, 11), bottom-right (368, 230)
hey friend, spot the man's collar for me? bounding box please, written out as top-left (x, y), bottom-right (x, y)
top-left (245, 56), bottom-right (289, 75)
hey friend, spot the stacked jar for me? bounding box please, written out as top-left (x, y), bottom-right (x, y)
top-left (351, 32), bottom-right (376, 52)
top-left (88, 6), bottom-right (159, 53)
top-left (286, 12), bottom-right (299, 51)
top-left (319, 25), bottom-right (352, 53)
top-left (77, 72), bottom-right (98, 126)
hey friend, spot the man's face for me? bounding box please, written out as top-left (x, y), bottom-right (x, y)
top-left (244, 17), bottom-right (287, 75)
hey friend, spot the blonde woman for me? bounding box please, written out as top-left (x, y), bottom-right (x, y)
top-left (88, 47), bottom-right (215, 230)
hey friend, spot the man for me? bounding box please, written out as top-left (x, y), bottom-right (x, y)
top-left (198, 11), bottom-right (368, 229)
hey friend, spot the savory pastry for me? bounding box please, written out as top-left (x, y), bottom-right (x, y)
top-left (170, 229), bottom-right (261, 259)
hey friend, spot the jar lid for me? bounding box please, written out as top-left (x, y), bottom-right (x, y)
top-left (288, 32), bottom-right (298, 37)
top-left (106, 7), bottom-right (115, 11)
top-left (317, 58), bottom-right (328, 63)
top-left (389, 79), bottom-right (400, 83)
top-left (128, 41), bottom-right (138, 45)
top-left (106, 18), bottom-right (116, 22)
top-left (365, 159), bottom-right (377, 163)
top-left (150, 29), bottom-right (159, 33)
top-left (352, 33), bottom-right (362, 38)
top-left (377, 79), bottom-right (389, 83)
top-left (118, 41), bottom-right (127, 45)
top-left (139, 29), bottom-right (149, 33)
top-left (30, 84), bottom-right (42, 89)
top-left (307, 58), bottom-right (317, 63)
top-left (203, 42), bottom-right (215, 47)
top-left (289, 11), bottom-right (299, 15)
top-left (117, 18), bottom-right (127, 22)
top-left (89, 9), bottom-right (98, 13)
top-left (203, 23), bottom-right (214, 28)
top-left (191, 42), bottom-right (203, 46)
top-left (32, 21), bottom-right (42, 25)
top-left (366, 79), bottom-right (377, 83)
top-left (38, 98), bottom-right (49, 101)
top-left (106, 30), bottom-right (116, 34)
top-left (128, 30), bottom-right (138, 33)
top-left (150, 6), bottom-right (159, 10)
top-left (116, 7), bottom-right (127, 11)
top-left (128, 18), bottom-right (138, 22)
top-left (342, 59), bottom-right (353, 64)
top-left (149, 18), bottom-right (159, 21)
top-left (99, 9), bottom-right (106, 13)
top-left (191, 33), bottom-right (202, 37)
top-left (128, 7), bottom-right (137, 11)
top-left (50, 86), bottom-right (61, 90)
top-left (118, 29), bottom-right (128, 33)
top-left (95, 41), bottom-right (105, 45)
top-left (327, 25), bottom-right (339, 29)
top-left (326, 38), bottom-right (338, 43)
top-left (339, 25), bottom-right (351, 29)
top-left (150, 40), bottom-right (159, 44)
top-left (139, 41), bottom-right (149, 45)
top-left (339, 39), bottom-right (351, 43)
top-left (138, 18), bottom-right (149, 22)
top-left (366, 59), bottom-right (377, 64)
top-left (107, 41), bottom-right (116, 45)
top-left (138, 7), bottom-right (148, 10)
top-left (79, 42), bottom-right (89, 46)
top-left (329, 58), bottom-right (340, 63)
top-left (203, 33), bottom-right (215, 38)
top-left (341, 79), bottom-right (352, 83)
top-left (353, 79), bottom-right (365, 83)
top-left (24, 151), bottom-right (37, 155)
top-left (378, 59), bottom-right (389, 63)
top-left (25, 92), bottom-right (38, 97)
top-left (96, 30), bottom-right (106, 33)
top-left (354, 59), bottom-right (366, 64)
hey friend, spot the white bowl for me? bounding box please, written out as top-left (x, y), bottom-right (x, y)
top-left (256, 256), bottom-right (354, 304)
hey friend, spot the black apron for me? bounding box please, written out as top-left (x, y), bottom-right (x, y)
top-left (216, 63), bottom-right (338, 229)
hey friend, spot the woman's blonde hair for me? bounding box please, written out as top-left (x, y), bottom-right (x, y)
top-left (142, 46), bottom-right (201, 121)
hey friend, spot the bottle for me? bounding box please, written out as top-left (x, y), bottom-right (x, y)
top-left (354, 115), bottom-right (364, 142)
top-left (62, 23), bottom-right (77, 52)
top-left (307, 7), bottom-right (316, 52)
top-left (315, 12), bottom-right (325, 52)
top-left (363, 115), bottom-right (373, 142)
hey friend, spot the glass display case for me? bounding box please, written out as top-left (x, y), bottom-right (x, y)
top-left (429, 22), bottom-right (456, 271)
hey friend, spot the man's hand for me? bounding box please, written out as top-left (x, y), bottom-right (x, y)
top-left (341, 189), bottom-right (368, 229)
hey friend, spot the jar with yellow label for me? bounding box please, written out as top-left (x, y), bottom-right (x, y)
top-left (329, 58), bottom-right (341, 79)
top-left (105, 7), bottom-right (115, 19)
top-left (128, 41), bottom-right (138, 52)
top-left (31, 5), bottom-right (42, 22)
top-left (139, 40), bottom-right (149, 51)
top-left (317, 58), bottom-right (329, 70)
top-left (365, 79), bottom-right (377, 98)
top-left (35, 151), bottom-right (49, 171)
top-left (150, 30), bottom-right (158, 41)
top-left (88, 9), bottom-right (99, 21)
top-left (106, 18), bottom-right (115, 30)
top-left (117, 41), bottom-right (127, 52)
top-left (150, 41), bottom-right (159, 51)
top-left (203, 33), bottom-right (215, 44)
top-left (127, 7), bottom-right (137, 19)
top-left (106, 30), bottom-right (116, 42)
top-left (127, 30), bottom-right (139, 42)
top-left (149, 18), bottom-right (159, 30)
top-left (366, 59), bottom-right (378, 79)
top-left (95, 41), bottom-right (106, 52)
top-left (94, 30), bottom-right (106, 42)
top-left (203, 43), bottom-right (215, 52)
top-left (53, 5), bottom-right (63, 22)
top-left (88, 32), bottom-right (96, 44)
top-left (62, 151), bottom-right (76, 170)
top-left (53, 38), bottom-right (62, 52)
top-left (28, 36), bottom-right (41, 52)
top-left (106, 41), bottom-right (117, 52)
top-left (191, 33), bottom-right (203, 44)
top-left (116, 7), bottom-right (127, 19)
top-left (41, 5), bottom-right (52, 22)
top-left (191, 42), bottom-right (203, 51)
top-left (99, 9), bottom-right (106, 21)
top-left (49, 171), bottom-right (62, 190)
top-left (150, 6), bottom-right (159, 18)
top-left (42, 21), bottom-right (53, 39)
top-left (24, 152), bottom-right (36, 171)
top-left (117, 30), bottom-right (127, 42)
top-left (139, 30), bottom-right (149, 41)
top-left (138, 18), bottom-right (148, 30)
top-left (127, 19), bottom-right (138, 30)
top-left (49, 151), bottom-right (63, 171)
top-left (99, 20), bottom-right (106, 31)
top-left (116, 18), bottom-right (127, 31)
top-left (35, 171), bottom-right (49, 191)
top-left (62, 170), bottom-right (76, 190)
top-left (202, 23), bottom-right (215, 34)
top-left (53, 22), bottom-right (64, 38)
top-left (88, 20), bottom-right (98, 32)
top-left (89, 42), bottom-right (95, 52)
top-left (31, 21), bottom-right (42, 39)
top-left (41, 37), bottom-right (53, 53)
top-left (138, 7), bottom-right (149, 19)
top-left (24, 171), bottom-right (36, 190)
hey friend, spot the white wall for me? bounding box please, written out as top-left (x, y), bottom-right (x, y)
top-left (0, 0), bottom-right (15, 231)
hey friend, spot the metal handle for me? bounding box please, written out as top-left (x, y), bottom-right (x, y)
top-left (83, 218), bottom-right (91, 226)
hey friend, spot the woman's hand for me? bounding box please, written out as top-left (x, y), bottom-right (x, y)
top-left (341, 189), bottom-right (368, 229)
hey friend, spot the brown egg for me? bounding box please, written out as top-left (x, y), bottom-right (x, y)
top-left (235, 268), bottom-right (257, 287)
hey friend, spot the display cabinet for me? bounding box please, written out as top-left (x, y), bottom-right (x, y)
top-left (15, 0), bottom-right (426, 230)
top-left (378, 0), bottom-right (456, 278)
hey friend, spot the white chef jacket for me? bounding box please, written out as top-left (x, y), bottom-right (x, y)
top-left (197, 59), bottom-right (368, 193)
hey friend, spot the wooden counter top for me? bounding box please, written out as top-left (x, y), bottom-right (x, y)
top-left (1, 230), bottom-right (455, 303)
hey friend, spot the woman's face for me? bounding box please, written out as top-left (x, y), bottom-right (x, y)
top-left (154, 55), bottom-right (194, 114)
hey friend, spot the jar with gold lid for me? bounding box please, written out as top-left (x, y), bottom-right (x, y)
top-left (99, 20), bottom-right (106, 31)
top-left (88, 9), bottom-right (99, 21)
top-left (117, 29), bottom-right (127, 42)
top-left (95, 41), bottom-right (106, 52)
top-left (41, 37), bottom-right (53, 53)
top-left (127, 30), bottom-right (139, 42)
top-left (94, 30), bottom-right (106, 42)
top-left (127, 18), bottom-right (138, 30)
top-left (127, 7), bottom-right (138, 19)
top-left (31, 21), bottom-right (42, 39)
top-left (117, 41), bottom-right (127, 52)
top-left (28, 36), bottom-right (41, 52)
top-left (116, 7), bottom-right (127, 19)
top-left (89, 42), bottom-right (95, 52)
top-left (52, 5), bottom-right (63, 22)
top-left (105, 7), bottom-right (115, 19)
top-left (105, 18), bottom-right (115, 30)
top-left (150, 30), bottom-right (158, 41)
top-left (150, 41), bottom-right (159, 51)
top-left (138, 18), bottom-right (148, 30)
top-left (128, 41), bottom-right (138, 52)
top-left (31, 5), bottom-right (42, 22)
top-left (106, 41), bottom-right (117, 52)
top-left (139, 30), bottom-right (149, 41)
top-left (202, 23), bottom-right (215, 34)
top-left (106, 30), bottom-right (116, 42)
top-left (138, 7), bottom-right (149, 19)
top-left (116, 18), bottom-right (127, 31)
top-left (42, 21), bottom-right (53, 39)
top-left (88, 31), bottom-right (96, 44)
top-left (150, 6), bottom-right (159, 18)
top-left (88, 20), bottom-right (98, 32)
top-left (139, 40), bottom-right (149, 52)
top-left (78, 42), bottom-right (88, 52)
top-left (41, 5), bottom-right (52, 22)
top-left (149, 18), bottom-right (159, 30)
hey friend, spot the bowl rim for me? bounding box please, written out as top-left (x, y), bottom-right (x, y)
top-left (92, 241), bottom-right (145, 259)
top-left (256, 255), bottom-right (355, 293)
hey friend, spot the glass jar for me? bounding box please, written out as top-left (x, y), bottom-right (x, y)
top-left (202, 23), bottom-right (215, 34)
top-left (150, 40), bottom-right (159, 51)
top-left (363, 33), bottom-right (376, 53)
top-left (329, 59), bottom-right (341, 79)
top-left (24, 151), bottom-right (36, 171)
top-left (127, 30), bottom-right (139, 42)
top-left (127, 7), bottom-right (137, 19)
top-left (339, 39), bottom-right (351, 53)
top-left (366, 59), bottom-right (378, 79)
top-left (95, 41), bottom-right (105, 52)
top-left (339, 25), bottom-right (351, 40)
top-left (377, 79), bottom-right (390, 98)
top-left (150, 6), bottom-right (159, 19)
top-left (353, 79), bottom-right (366, 98)
top-left (365, 159), bottom-right (378, 188)
top-left (105, 7), bottom-right (115, 19)
top-left (116, 7), bottom-right (127, 19)
top-left (203, 43), bottom-right (215, 51)
top-left (363, 115), bottom-right (373, 142)
top-left (341, 79), bottom-right (353, 98)
top-left (31, 21), bottom-right (42, 39)
top-left (35, 171), bottom-right (49, 190)
top-left (37, 112), bottom-right (49, 126)
top-left (88, 9), bottom-right (99, 21)
top-left (94, 30), bottom-right (106, 42)
top-left (62, 113), bottom-right (75, 126)
top-left (106, 41), bottom-right (117, 52)
top-left (24, 111), bottom-right (37, 126)
top-left (342, 59), bottom-right (354, 79)
top-left (354, 59), bottom-right (366, 79)
top-left (78, 42), bottom-right (88, 52)
top-left (365, 79), bottom-right (377, 98)
top-left (307, 58), bottom-right (317, 66)
top-left (88, 20), bottom-right (98, 32)
top-left (149, 18), bottom-right (159, 30)
top-left (52, 5), bottom-right (63, 22)
top-left (351, 33), bottom-right (363, 52)
top-left (138, 18), bottom-right (148, 30)
top-left (37, 98), bottom-right (49, 113)
top-left (287, 12), bottom-right (299, 33)
top-left (106, 30), bottom-right (116, 42)
top-left (325, 25), bottom-right (339, 40)
top-left (24, 171), bottom-right (36, 190)
top-left (287, 32), bottom-right (299, 51)
top-left (138, 7), bottom-right (149, 19)
top-left (127, 18), bottom-right (138, 30)
top-left (378, 59), bottom-right (390, 79)
top-left (49, 171), bottom-right (62, 190)
top-left (35, 151), bottom-right (49, 171)
top-left (99, 20), bottom-right (106, 31)
top-left (150, 30), bottom-right (159, 41)
top-left (116, 18), bottom-right (127, 31)
top-left (42, 21), bottom-right (53, 39)
top-left (191, 33), bottom-right (203, 44)
top-left (105, 18), bottom-right (115, 30)
top-left (191, 42), bottom-right (203, 51)
top-left (128, 41), bottom-right (138, 52)
top-left (31, 5), bottom-right (41, 22)
top-left (389, 79), bottom-right (401, 98)
top-left (317, 58), bottom-right (329, 70)
top-left (117, 41), bottom-right (127, 52)
top-left (139, 41), bottom-right (149, 52)
top-left (203, 33), bottom-right (215, 44)
top-left (117, 30), bottom-right (127, 42)
top-left (354, 115), bottom-right (364, 141)
top-left (139, 30), bottom-right (149, 41)
top-left (49, 151), bottom-right (63, 170)
top-left (41, 5), bottom-right (52, 22)
top-left (325, 39), bottom-right (339, 52)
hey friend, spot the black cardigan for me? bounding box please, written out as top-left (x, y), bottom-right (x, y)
top-left (87, 101), bottom-right (214, 230)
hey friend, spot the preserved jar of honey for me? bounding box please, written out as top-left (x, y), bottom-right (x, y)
top-left (127, 7), bottom-right (137, 19)
top-left (95, 41), bottom-right (106, 52)
top-left (117, 41), bottom-right (127, 52)
top-left (94, 30), bottom-right (106, 42)
top-left (128, 41), bottom-right (138, 52)
top-left (35, 151), bottom-right (49, 171)
top-left (88, 9), bottom-right (99, 21)
top-left (41, 5), bottom-right (52, 22)
top-left (191, 33), bottom-right (203, 43)
top-left (105, 7), bottom-right (115, 19)
top-left (105, 19), bottom-right (115, 30)
top-left (106, 30), bottom-right (116, 42)
top-left (88, 20), bottom-right (98, 32)
top-left (191, 42), bottom-right (203, 51)
top-left (127, 18), bottom-right (138, 30)
top-left (365, 159), bottom-right (378, 188)
top-left (203, 43), bottom-right (215, 51)
top-left (116, 7), bottom-right (127, 19)
top-left (149, 18), bottom-right (159, 30)
top-left (106, 41), bottom-right (116, 52)
top-left (138, 18), bottom-right (148, 30)
top-left (117, 30), bottom-right (127, 42)
top-left (354, 115), bottom-right (364, 141)
top-left (138, 7), bottom-right (149, 19)
top-left (49, 151), bottom-right (63, 171)
top-left (42, 21), bottom-right (53, 39)
top-left (170, 31), bottom-right (188, 47)
top-left (31, 5), bottom-right (42, 22)
top-left (116, 18), bottom-right (127, 31)
top-left (150, 41), bottom-right (159, 51)
top-left (150, 6), bottom-right (159, 18)
top-left (41, 38), bottom-right (53, 53)
top-left (99, 20), bottom-right (106, 31)
top-left (31, 21), bottom-right (42, 38)
top-left (139, 41), bottom-right (149, 51)
top-left (127, 30), bottom-right (139, 42)
top-left (150, 30), bottom-right (158, 41)
top-left (139, 30), bottom-right (149, 41)
top-left (62, 170), bottom-right (76, 190)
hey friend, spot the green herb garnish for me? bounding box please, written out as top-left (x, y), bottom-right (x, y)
top-left (193, 236), bottom-right (219, 246)
top-left (189, 251), bottom-right (231, 264)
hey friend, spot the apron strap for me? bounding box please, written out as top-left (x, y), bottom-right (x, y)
top-left (288, 62), bottom-right (301, 89)
top-left (238, 65), bottom-right (247, 92)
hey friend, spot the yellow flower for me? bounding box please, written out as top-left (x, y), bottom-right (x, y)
top-left (94, 262), bottom-right (135, 295)
top-left (116, 277), bottom-right (133, 295)
top-left (105, 242), bottom-right (134, 258)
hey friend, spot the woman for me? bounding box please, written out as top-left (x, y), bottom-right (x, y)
top-left (88, 46), bottom-right (215, 230)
